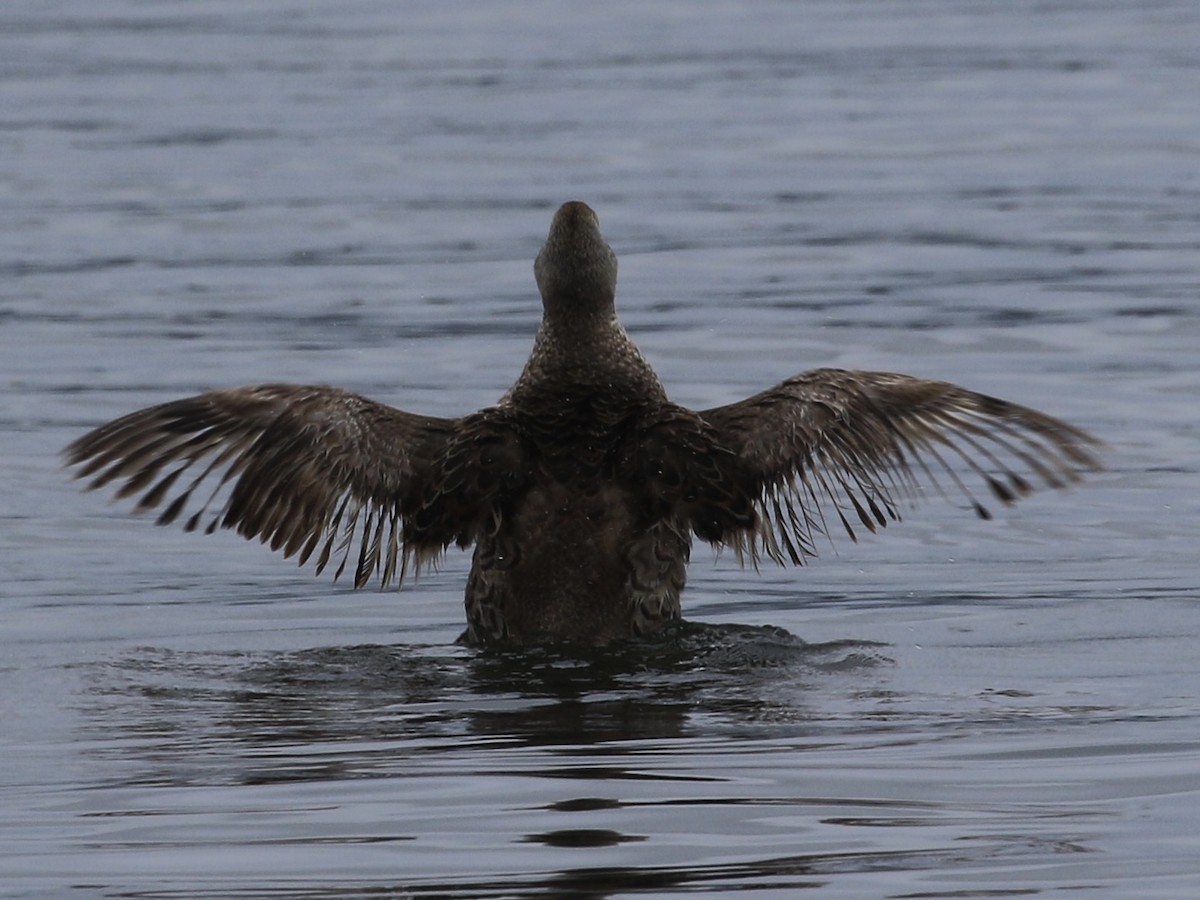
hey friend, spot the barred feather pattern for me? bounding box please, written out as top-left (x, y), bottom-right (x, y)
top-left (63, 384), bottom-right (459, 589)
top-left (700, 369), bottom-right (1105, 567)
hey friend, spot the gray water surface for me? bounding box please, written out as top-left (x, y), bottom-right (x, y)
top-left (3, 2), bottom-right (1199, 897)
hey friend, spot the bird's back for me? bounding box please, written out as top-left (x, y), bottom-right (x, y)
top-left (458, 384), bottom-right (755, 644)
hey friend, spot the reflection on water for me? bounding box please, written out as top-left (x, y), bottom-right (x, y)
top-left (81, 622), bottom-right (891, 775)
top-left (68, 627), bottom-right (903, 896)
top-left (77, 627), bottom-right (1102, 900)
top-left (59, 591), bottom-right (1196, 897)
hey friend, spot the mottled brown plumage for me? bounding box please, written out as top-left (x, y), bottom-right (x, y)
top-left (65, 200), bottom-right (1103, 645)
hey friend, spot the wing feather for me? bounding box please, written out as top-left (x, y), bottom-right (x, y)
top-left (702, 368), bottom-right (1103, 565)
top-left (64, 384), bottom-right (459, 588)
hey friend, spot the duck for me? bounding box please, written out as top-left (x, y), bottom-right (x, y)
top-left (65, 200), bottom-right (1103, 645)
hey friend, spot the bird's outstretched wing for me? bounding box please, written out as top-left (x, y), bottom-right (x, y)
top-left (700, 369), bottom-right (1104, 566)
top-left (64, 384), bottom-right (461, 588)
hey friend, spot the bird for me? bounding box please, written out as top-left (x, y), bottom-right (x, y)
top-left (64, 200), bottom-right (1103, 646)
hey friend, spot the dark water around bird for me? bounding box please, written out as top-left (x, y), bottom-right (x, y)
top-left (3, 2), bottom-right (1199, 897)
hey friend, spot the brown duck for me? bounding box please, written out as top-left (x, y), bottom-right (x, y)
top-left (65, 201), bottom-right (1103, 645)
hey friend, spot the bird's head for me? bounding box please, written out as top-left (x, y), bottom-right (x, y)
top-left (534, 201), bottom-right (619, 317)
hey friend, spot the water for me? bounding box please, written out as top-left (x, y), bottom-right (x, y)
top-left (3, 1), bottom-right (1199, 896)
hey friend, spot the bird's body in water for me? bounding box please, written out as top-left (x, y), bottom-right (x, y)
top-left (65, 201), bottom-right (1103, 646)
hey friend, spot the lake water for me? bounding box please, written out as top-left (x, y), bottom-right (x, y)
top-left (2, 1), bottom-right (1199, 897)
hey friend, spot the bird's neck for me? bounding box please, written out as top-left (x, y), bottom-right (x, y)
top-left (505, 308), bottom-right (665, 401)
